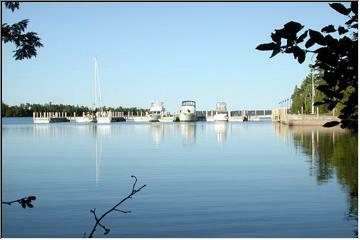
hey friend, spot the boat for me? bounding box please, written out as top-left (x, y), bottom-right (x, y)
top-left (147, 101), bottom-right (165, 122)
top-left (75, 112), bottom-right (96, 123)
top-left (213, 102), bottom-right (229, 121)
top-left (96, 111), bottom-right (112, 124)
top-left (179, 100), bottom-right (197, 122)
top-left (93, 58), bottom-right (112, 124)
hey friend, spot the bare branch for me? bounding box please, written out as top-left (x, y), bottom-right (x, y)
top-left (113, 209), bottom-right (131, 213)
top-left (87, 176), bottom-right (146, 238)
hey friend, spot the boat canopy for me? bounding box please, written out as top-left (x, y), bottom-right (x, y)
top-left (181, 101), bottom-right (196, 107)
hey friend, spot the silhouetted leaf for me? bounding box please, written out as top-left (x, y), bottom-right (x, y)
top-left (270, 48), bottom-right (281, 58)
top-left (329, 3), bottom-right (351, 16)
top-left (297, 30), bottom-right (308, 43)
top-left (21, 202), bottom-right (26, 208)
top-left (338, 26), bottom-right (348, 34)
top-left (26, 202), bottom-right (34, 208)
top-left (323, 121), bottom-right (340, 127)
top-left (28, 196), bottom-right (36, 201)
top-left (305, 38), bottom-right (315, 48)
top-left (5, 2), bottom-right (20, 12)
top-left (271, 31), bottom-right (281, 45)
top-left (309, 29), bottom-right (326, 45)
top-left (321, 25), bottom-right (336, 33)
top-left (351, 24), bottom-right (358, 29)
top-left (284, 21), bottom-right (304, 34)
top-left (345, 18), bottom-right (355, 25)
top-left (351, 1), bottom-right (358, 14)
top-left (327, 101), bottom-right (338, 110)
top-left (292, 46), bottom-right (305, 63)
top-left (256, 42), bottom-right (278, 51)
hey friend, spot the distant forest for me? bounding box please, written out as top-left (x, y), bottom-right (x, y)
top-left (1, 102), bottom-right (149, 117)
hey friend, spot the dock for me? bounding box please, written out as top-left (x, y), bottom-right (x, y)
top-left (33, 112), bottom-right (70, 123)
top-left (271, 108), bottom-right (340, 126)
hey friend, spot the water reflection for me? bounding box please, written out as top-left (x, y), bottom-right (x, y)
top-left (150, 123), bottom-right (165, 145)
top-left (178, 123), bottom-right (196, 145)
top-left (214, 122), bottom-right (228, 144)
top-left (93, 125), bottom-right (111, 184)
top-left (274, 124), bottom-right (358, 228)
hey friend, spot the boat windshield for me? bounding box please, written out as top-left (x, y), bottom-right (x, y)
top-left (182, 101), bottom-right (196, 107)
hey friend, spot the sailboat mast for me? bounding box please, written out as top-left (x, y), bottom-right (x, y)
top-left (94, 57), bottom-right (97, 111)
top-left (94, 57), bottom-right (103, 110)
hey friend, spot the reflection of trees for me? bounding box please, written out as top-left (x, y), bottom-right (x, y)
top-left (278, 125), bottom-right (358, 225)
top-left (331, 133), bottom-right (358, 220)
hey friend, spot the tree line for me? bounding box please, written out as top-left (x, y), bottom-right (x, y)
top-left (1, 102), bottom-right (149, 117)
top-left (290, 70), bottom-right (330, 114)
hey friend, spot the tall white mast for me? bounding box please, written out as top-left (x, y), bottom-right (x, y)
top-left (94, 57), bottom-right (102, 110)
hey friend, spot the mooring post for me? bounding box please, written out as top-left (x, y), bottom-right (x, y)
top-left (317, 107), bottom-right (319, 119)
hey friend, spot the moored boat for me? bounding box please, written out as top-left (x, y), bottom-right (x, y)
top-left (213, 102), bottom-right (229, 121)
top-left (179, 100), bottom-right (197, 122)
top-left (148, 101), bottom-right (165, 122)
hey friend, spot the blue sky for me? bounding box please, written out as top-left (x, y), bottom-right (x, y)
top-left (2, 2), bottom-right (348, 112)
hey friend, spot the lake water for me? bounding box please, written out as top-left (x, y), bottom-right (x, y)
top-left (2, 117), bottom-right (358, 237)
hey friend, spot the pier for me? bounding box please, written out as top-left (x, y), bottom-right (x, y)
top-left (33, 112), bottom-right (70, 123)
top-left (271, 108), bottom-right (340, 126)
top-left (32, 109), bottom-right (273, 123)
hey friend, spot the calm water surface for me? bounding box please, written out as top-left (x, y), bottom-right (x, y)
top-left (2, 117), bottom-right (358, 237)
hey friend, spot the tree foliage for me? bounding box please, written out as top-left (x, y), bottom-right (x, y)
top-left (1, 102), bottom-right (149, 117)
top-left (256, 2), bottom-right (358, 129)
top-left (2, 1), bottom-right (43, 60)
top-left (290, 71), bottom-right (329, 114)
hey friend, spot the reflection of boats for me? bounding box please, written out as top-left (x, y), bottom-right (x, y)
top-left (148, 101), bottom-right (165, 122)
top-left (179, 122), bottom-right (196, 145)
top-left (214, 121), bottom-right (228, 143)
top-left (179, 100), bottom-right (197, 122)
top-left (150, 123), bottom-right (165, 144)
top-left (214, 102), bottom-right (229, 121)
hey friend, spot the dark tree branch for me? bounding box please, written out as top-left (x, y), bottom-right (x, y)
top-left (2, 196), bottom-right (36, 208)
top-left (2, 2), bottom-right (43, 60)
top-left (87, 176), bottom-right (146, 238)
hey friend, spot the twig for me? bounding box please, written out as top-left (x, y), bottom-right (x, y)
top-left (87, 176), bottom-right (146, 238)
top-left (2, 196), bottom-right (36, 208)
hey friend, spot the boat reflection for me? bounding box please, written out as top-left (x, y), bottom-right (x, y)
top-left (214, 121), bottom-right (228, 144)
top-left (178, 122), bottom-right (196, 145)
top-left (150, 123), bottom-right (166, 145)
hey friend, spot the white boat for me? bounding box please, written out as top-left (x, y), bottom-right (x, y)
top-left (148, 101), bottom-right (165, 122)
top-left (96, 111), bottom-right (112, 124)
top-left (93, 58), bottom-right (112, 124)
top-left (33, 118), bottom-right (50, 124)
top-left (179, 100), bottom-right (197, 122)
top-left (213, 102), bottom-right (229, 121)
top-left (75, 113), bottom-right (96, 123)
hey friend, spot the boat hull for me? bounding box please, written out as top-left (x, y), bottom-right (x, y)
top-left (179, 113), bottom-right (197, 122)
top-left (75, 117), bottom-right (96, 123)
top-left (97, 117), bottom-right (112, 124)
top-left (148, 113), bottom-right (161, 122)
top-left (214, 113), bottom-right (229, 121)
